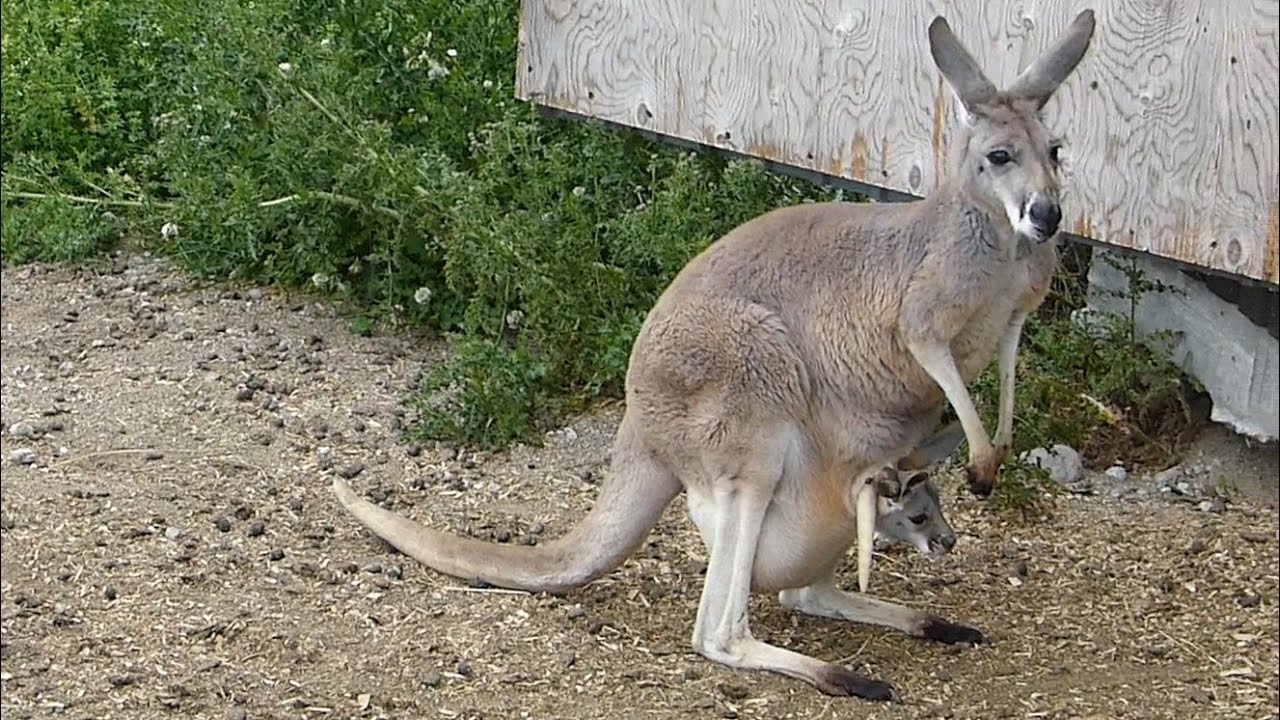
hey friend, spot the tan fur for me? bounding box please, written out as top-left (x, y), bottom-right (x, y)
top-left (332, 11), bottom-right (1097, 701)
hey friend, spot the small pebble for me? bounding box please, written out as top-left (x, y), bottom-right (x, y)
top-left (406, 444), bottom-right (422, 457)
top-left (164, 527), bottom-right (183, 541)
top-left (289, 497), bottom-right (304, 514)
top-left (559, 652), bottom-right (577, 668)
top-left (528, 522), bottom-right (545, 535)
top-left (235, 387), bottom-right (255, 402)
top-left (224, 706), bottom-right (248, 720)
top-left (144, 450), bottom-right (164, 461)
top-left (1103, 465), bottom-right (1128, 482)
top-left (9, 448), bottom-right (37, 465)
top-left (268, 548), bottom-right (285, 561)
top-left (1237, 591), bottom-right (1261, 608)
top-left (247, 521), bottom-right (266, 538)
top-left (567, 605), bottom-right (587, 620)
top-left (104, 585), bottom-right (118, 601)
top-left (215, 516), bottom-right (232, 533)
top-left (456, 660), bottom-right (473, 677)
top-left (338, 463), bottom-right (365, 479)
top-left (494, 528), bottom-right (511, 543)
top-left (386, 564), bottom-right (403, 580)
top-left (421, 671), bottom-right (443, 688)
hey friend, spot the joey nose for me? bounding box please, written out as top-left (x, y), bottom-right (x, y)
top-left (1027, 198), bottom-right (1062, 235)
top-left (939, 534), bottom-right (957, 552)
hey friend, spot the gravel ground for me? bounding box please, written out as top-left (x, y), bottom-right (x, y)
top-left (2, 255), bottom-right (1277, 720)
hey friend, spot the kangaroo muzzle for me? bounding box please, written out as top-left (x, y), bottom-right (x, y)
top-left (1024, 194), bottom-right (1062, 239)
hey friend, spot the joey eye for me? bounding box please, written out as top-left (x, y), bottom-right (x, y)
top-left (909, 513), bottom-right (928, 525)
top-left (1049, 144), bottom-right (1062, 164)
top-left (986, 149), bottom-right (1012, 166)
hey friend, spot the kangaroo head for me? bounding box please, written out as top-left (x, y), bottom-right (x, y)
top-left (872, 422), bottom-right (967, 557)
top-left (928, 10), bottom-right (1096, 243)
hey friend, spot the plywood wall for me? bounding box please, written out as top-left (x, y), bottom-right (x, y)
top-left (516, 0), bottom-right (1280, 285)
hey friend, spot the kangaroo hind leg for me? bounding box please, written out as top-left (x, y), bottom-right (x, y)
top-left (687, 431), bottom-right (898, 701)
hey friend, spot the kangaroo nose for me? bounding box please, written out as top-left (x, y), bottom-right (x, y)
top-left (1027, 198), bottom-right (1062, 236)
top-left (939, 534), bottom-right (957, 552)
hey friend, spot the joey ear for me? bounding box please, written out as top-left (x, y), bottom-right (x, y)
top-left (928, 16), bottom-right (998, 114)
top-left (898, 422), bottom-right (967, 471)
top-left (872, 468), bottom-right (901, 499)
top-left (905, 471), bottom-right (930, 490)
top-left (1008, 9), bottom-right (1097, 109)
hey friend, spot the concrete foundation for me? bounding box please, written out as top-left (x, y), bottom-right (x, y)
top-left (1087, 249), bottom-right (1279, 443)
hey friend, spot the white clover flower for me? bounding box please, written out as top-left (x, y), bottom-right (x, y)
top-left (445, 48), bottom-right (457, 58)
top-left (160, 222), bottom-right (179, 240)
top-left (571, 186), bottom-right (586, 198)
top-left (277, 62), bottom-right (294, 78)
top-left (482, 79), bottom-right (494, 89)
top-left (505, 309), bottom-right (524, 329)
top-left (426, 59), bottom-right (450, 80)
top-left (311, 272), bottom-right (330, 288)
top-left (320, 38), bottom-right (333, 50)
top-left (414, 287), bottom-right (433, 305)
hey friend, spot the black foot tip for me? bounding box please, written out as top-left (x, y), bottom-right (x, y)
top-left (922, 617), bottom-right (985, 645)
top-left (819, 666), bottom-right (899, 702)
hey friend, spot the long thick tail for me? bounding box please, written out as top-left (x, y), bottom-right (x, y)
top-left (331, 417), bottom-right (681, 594)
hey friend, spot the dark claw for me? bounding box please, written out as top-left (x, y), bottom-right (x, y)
top-left (921, 616), bottom-right (985, 645)
top-left (817, 665), bottom-right (899, 702)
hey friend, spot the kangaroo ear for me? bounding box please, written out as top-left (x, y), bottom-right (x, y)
top-left (1008, 9), bottom-right (1097, 109)
top-left (905, 471), bottom-right (930, 490)
top-left (928, 16), bottom-right (998, 114)
top-left (898, 422), bottom-right (966, 471)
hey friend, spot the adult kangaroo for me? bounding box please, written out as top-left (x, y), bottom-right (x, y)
top-left (333, 10), bottom-right (1096, 701)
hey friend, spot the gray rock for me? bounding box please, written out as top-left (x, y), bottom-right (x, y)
top-left (164, 526), bottom-right (183, 541)
top-left (1154, 465), bottom-right (1183, 489)
top-left (1198, 497), bottom-right (1227, 514)
top-left (9, 448), bottom-right (37, 465)
top-left (1020, 444), bottom-right (1084, 486)
top-left (7, 421), bottom-right (36, 438)
top-left (1103, 465), bottom-right (1128, 482)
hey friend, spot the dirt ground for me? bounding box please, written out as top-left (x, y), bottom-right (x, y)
top-left (2, 255), bottom-right (1277, 720)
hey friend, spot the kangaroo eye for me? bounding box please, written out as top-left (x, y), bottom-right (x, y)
top-left (986, 149), bottom-right (1012, 166)
top-left (1049, 144), bottom-right (1062, 164)
top-left (909, 513), bottom-right (928, 525)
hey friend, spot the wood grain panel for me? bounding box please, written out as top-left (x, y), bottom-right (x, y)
top-left (516, 0), bottom-right (1280, 285)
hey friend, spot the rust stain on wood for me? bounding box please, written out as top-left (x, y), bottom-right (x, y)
top-left (827, 151), bottom-right (844, 177)
top-left (850, 133), bottom-right (869, 181)
top-left (1266, 202), bottom-right (1279, 283)
top-left (1073, 214), bottom-right (1093, 239)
